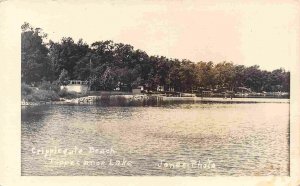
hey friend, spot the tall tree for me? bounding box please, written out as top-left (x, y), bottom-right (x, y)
top-left (22, 22), bottom-right (290, 93)
top-left (21, 22), bottom-right (50, 84)
top-left (214, 62), bottom-right (235, 90)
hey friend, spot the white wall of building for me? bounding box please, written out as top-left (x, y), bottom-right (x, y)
top-left (60, 85), bottom-right (89, 94)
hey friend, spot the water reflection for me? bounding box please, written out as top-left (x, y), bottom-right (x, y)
top-left (21, 105), bottom-right (52, 133)
top-left (21, 102), bottom-right (289, 176)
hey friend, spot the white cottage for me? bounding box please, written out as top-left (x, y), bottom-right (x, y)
top-left (60, 80), bottom-right (89, 94)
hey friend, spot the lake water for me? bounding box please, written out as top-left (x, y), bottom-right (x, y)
top-left (21, 100), bottom-right (289, 176)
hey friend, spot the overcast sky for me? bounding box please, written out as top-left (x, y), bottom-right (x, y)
top-left (3, 0), bottom-right (299, 71)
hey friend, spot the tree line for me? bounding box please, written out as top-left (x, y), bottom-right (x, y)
top-left (21, 23), bottom-right (290, 93)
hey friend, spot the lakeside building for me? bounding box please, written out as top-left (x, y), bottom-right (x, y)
top-left (132, 86), bottom-right (144, 94)
top-left (60, 80), bottom-right (89, 94)
top-left (157, 85), bottom-right (164, 92)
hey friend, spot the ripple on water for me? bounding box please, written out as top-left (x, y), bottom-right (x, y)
top-left (21, 103), bottom-right (289, 176)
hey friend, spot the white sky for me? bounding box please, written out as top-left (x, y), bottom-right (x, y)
top-left (2, 0), bottom-right (300, 71)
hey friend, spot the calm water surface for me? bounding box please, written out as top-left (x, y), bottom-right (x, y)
top-left (21, 101), bottom-right (289, 176)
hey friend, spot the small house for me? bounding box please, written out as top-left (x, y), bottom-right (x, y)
top-left (157, 85), bottom-right (164, 92)
top-left (132, 86), bottom-right (144, 94)
top-left (60, 80), bottom-right (89, 94)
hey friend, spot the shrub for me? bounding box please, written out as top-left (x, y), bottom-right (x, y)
top-left (21, 83), bottom-right (33, 96)
top-left (38, 81), bottom-right (60, 92)
top-left (32, 89), bottom-right (60, 101)
top-left (22, 82), bottom-right (60, 102)
top-left (23, 89), bottom-right (59, 102)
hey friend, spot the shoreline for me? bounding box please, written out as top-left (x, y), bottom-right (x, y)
top-left (21, 95), bottom-right (290, 106)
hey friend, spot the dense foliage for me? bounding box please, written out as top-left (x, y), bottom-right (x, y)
top-left (21, 23), bottom-right (290, 93)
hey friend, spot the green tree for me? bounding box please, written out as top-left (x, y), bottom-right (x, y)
top-left (178, 60), bottom-right (197, 92)
top-left (21, 22), bottom-right (50, 84)
top-left (214, 62), bottom-right (235, 90)
top-left (22, 22), bottom-right (290, 94)
top-left (244, 65), bottom-right (264, 92)
top-left (195, 61), bottom-right (216, 89)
